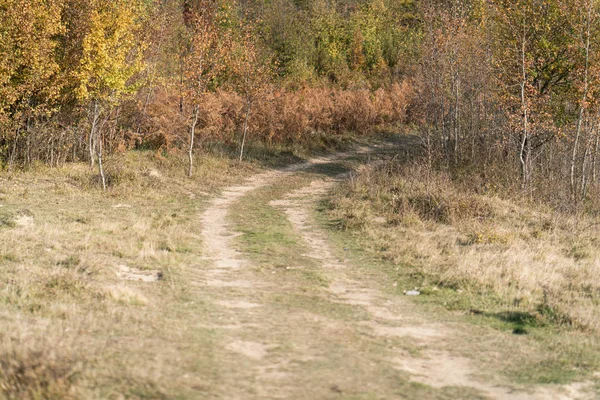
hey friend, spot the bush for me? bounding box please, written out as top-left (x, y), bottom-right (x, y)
top-left (142, 83), bottom-right (414, 152)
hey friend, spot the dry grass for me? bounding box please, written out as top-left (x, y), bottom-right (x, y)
top-left (0, 335), bottom-right (83, 400)
top-left (0, 127), bottom-right (384, 397)
top-left (328, 159), bottom-right (600, 331)
top-left (0, 149), bottom-right (256, 397)
top-left (143, 83), bottom-right (412, 152)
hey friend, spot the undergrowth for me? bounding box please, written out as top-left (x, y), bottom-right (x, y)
top-left (327, 159), bottom-right (600, 332)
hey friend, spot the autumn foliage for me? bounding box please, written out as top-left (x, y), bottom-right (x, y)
top-left (410, 0), bottom-right (600, 209)
top-left (0, 0), bottom-right (414, 172)
top-left (5, 0), bottom-right (600, 207)
top-left (142, 82), bottom-right (412, 152)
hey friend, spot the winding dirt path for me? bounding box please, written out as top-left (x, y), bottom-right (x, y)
top-left (198, 146), bottom-right (594, 399)
top-left (200, 152), bottom-right (355, 283)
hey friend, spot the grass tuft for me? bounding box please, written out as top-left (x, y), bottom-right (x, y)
top-left (0, 340), bottom-right (82, 400)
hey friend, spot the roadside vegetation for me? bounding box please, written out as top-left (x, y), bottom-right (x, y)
top-left (0, 149), bottom-right (259, 398)
top-left (4, 0), bottom-right (600, 397)
top-left (324, 145), bottom-right (600, 386)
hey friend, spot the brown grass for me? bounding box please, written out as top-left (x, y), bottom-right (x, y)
top-left (0, 149), bottom-right (255, 397)
top-left (143, 83), bottom-right (413, 152)
top-left (328, 158), bottom-right (600, 331)
top-left (0, 336), bottom-right (82, 400)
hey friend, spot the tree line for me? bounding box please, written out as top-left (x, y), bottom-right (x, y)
top-left (0, 0), bottom-right (414, 181)
top-left (416, 0), bottom-right (600, 208)
top-left (2, 0), bottom-right (600, 207)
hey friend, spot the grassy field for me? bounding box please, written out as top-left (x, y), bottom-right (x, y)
top-left (0, 135), bottom-right (361, 399)
top-left (2, 134), bottom-right (600, 398)
top-left (228, 145), bottom-right (600, 393)
top-left (0, 147), bottom-right (262, 398)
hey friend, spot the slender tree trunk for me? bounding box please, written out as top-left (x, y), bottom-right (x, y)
top-left (426, 125), bottom-right (433, 196)
top-left (188, 105), bottom-right (199, 177)
top-left (454, 74), bottom-right (460, 165)
top-left (96, 105), bottom-right (107, 191)
top-left (470, 97), bottom-right (476, 162)
top-left (571, 1), bottom-right (592, 199)
top-left (72, 128), bottom-right (78, 163)
top-left (50, 135), bottom-right (55, 167)
top-left (239, 101), bottom-right (252, 162)
top-left (519, 29), bottom-right (530, 189)
top-left (136, 88), bottom-right (153, 135)
top-left (25, 117), bottom-right (31, 166)
top-left (89, 101), bottom-right (100, 167)
top-left (441, 95), bottom-right (448, 164)
top-left (8, 127), bottom-right (20, 169)
top-left (179, 55), bottom-right (185, 115)
top-left (593, 130), bottom-right (599, 184)
top-left (97, 134), bottom-right (106, 191)
top-left (112, 107), bottom-right (121, 154)
top-left (581, 131), bottom-right (592, 199)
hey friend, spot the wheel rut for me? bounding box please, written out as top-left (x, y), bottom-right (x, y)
top-left (198, 147), bottom-right (594, 399)
top-left (197, 149), bottom-right (380, 399)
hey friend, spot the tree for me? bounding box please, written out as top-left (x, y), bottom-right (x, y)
top-left (181, 0), bottom-right (229, 177)
top-left (74, 0), bottom-right (145, 189)
top-left (0, 0), bottom-right (64, 166)
top-left (489, 0), bottom-right (580, 190)
top-left (568, 0), bottom-right (600, 200)
top-left (310, 0), bottom-right (349, 83)
top-left (259, 0), bottom-right (314, 81)
top-left (416, 0), bottom-right (492, 171)
top-left (229, 24), bottom-right (272, 162)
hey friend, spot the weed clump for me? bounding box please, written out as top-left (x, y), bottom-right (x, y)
top-left (0, 341), bottom-right (82, 400)
top-left (331, 161), bottom-right (495, 229)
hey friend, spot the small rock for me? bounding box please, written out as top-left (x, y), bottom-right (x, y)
top-left (404, 290), bottom-right (420, 296)
top-left (117, 265), bottom-right (162, 282)
top-left (330, 384), bottom-right (343, 394)
top-left (148, 169), bottom-right (161, 178)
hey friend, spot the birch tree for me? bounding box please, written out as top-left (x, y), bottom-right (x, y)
top-left (490, 0), bottom-right (579, 190)
top-left (74, 0), bottom-right (145, 189)
top-left (230, 25), bottom-right (272, 162)
top-left (181, 0), bottom-right (229, 177)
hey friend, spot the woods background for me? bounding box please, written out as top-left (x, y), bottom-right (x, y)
top-left (2, 0), bottom-right (600, 209)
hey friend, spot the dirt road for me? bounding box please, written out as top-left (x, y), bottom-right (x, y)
top-left (195, 146), bottom-right (592, 399)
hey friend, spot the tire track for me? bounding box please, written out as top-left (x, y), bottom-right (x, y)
top-left (197, 143), bottom-right (593, 399)
top-left (270, 173), bottom-right (593, 400)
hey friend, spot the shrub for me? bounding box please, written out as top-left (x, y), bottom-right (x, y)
top-left (142, 83), bottom-right (414, 152)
